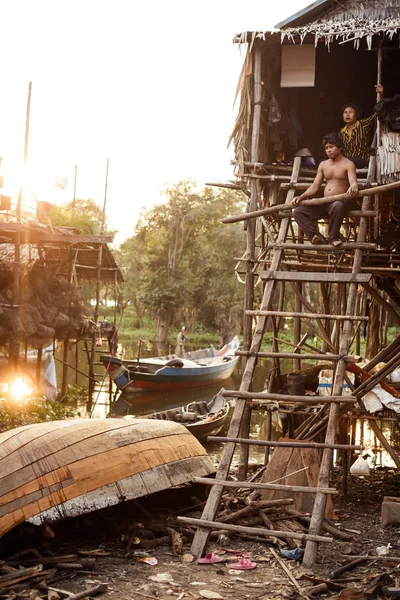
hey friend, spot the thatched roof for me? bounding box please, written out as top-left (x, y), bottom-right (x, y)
top-left (235, 0), bottom-right (400, 48)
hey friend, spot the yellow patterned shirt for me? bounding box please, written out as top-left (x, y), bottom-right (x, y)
top-left (340, 113), bottom-right (376, 162)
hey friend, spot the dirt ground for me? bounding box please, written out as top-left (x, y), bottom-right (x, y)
top-left (3, 468), bottom-right (400, 600)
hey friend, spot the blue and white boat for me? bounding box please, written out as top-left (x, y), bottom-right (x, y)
top-left (100, 336), bottom-right (240, 392)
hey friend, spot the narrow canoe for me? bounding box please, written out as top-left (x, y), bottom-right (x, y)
top-left (115, 392), bottom-right (231, 442)
top-left (0, 418), bottom-right (215, 537)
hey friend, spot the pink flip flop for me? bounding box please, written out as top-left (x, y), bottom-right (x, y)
top-left (197, 552), bottom-right (224, 564)
top-left (230, 558), bottom-right (257, 570)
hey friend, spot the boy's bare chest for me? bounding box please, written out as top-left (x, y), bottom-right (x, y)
top-left (323, 165), bottom-right (348, 181)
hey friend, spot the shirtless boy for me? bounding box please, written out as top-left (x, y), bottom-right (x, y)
top-left (292, 132), bottom-right (358, 247)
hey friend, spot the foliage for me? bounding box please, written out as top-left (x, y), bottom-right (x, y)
top-left (57, 384), bottom-right (89, 407)
top-left (47, 198), bottom-right (108, 235)
top-left (116, 181), bottom-right (247, 340)
top-left (0, 396), bottom-right (77, 433)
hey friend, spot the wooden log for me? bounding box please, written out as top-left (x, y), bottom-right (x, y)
top-left (208, 436), bottom-right (362, 451)
top-left (257, 511), bottom-right (286, 547)
top-left (301, 575), bottom-right (345, 592)
top-left (217, 499), bottom-right (294, 523)
top-left (142, 523), bottom-right (183, 555)
top-left (0, 565), bottom-right (43, 588)
top-left (304, 583), bottom-right (329, 595)
top-left (68, 584), bottom-right (108, 600)
top-left (179, 516), bottom-right (333, 543)
top-left (285, 509), bottom-right (355, 541)
top-left (6, 555), bottom-right (78, 566)
top-left (222, 179), bottom-right (400, 223)
top-left (193, 477), bottom-right (338, 495)
top-left (330, 557), bottom-right (371, 579)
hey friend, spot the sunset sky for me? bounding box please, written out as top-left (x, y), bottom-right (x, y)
top-left (0, 0), bottom-right (307, 243)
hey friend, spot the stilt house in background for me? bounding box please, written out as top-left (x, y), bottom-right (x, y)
top-left (183, 0), bottom-right (400, 567)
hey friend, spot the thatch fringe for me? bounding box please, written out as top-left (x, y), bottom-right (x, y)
top-left (228, 48), bottom-right (253, 176)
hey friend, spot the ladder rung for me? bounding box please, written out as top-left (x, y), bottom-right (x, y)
top-left (192, 477), bottom-right (338, 495)
top-left (208, 436), bottom-right (362, 451)
top-left (178, 516), bottom-right (333, 544)
top-left (246, 310), bottom-right (369, 321)
top-left (259, 271), bottom-right (371, 283)
top-left (277, 210), bottom-right (376, 218)
top-left (270, 242), bottom-right (375, 251)
top-left (278, 181), bottom-right (372, 190)
top-left (235, 350), bottom-right (357, 361)
top-left (222, 390), bottom-right (356, 404)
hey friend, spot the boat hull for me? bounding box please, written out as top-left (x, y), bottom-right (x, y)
top-left (101, 337), bottom-right (240, 392)
top-left (121, 359), bottom-right (238, 391)
top-left (0, 419), bottom-right (215, 536)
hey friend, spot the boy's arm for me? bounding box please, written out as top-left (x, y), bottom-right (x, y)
top-left (292, 164), bottom-right (324, 207)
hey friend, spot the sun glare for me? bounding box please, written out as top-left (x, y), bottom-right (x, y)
top-left (10, 377), bottom-right (32, 401)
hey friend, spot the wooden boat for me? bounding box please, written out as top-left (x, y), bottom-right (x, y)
top-left (114, 391), bottom-right (231, 442)
top-left (0, 418), bottom-right (215, 537)
top-left (100, 336), bottom-right (240, 392)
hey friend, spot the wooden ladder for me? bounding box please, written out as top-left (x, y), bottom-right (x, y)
top-left (183, 155), bottom-right (380, 566)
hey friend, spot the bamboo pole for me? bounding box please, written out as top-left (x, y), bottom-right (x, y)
top-left (11, 82), bottom-right (32, 370)
top-left (88, 158), bottom-right (109, 412)
top-left (293, 282), bottom-right (302, 371)
top-left (222, 180), bottom-right (400, 224)
top-left (238, 45), bottom-right (263, 482)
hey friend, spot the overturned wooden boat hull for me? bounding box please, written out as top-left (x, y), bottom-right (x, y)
top-left (0, 419), bottom-right (215, 536)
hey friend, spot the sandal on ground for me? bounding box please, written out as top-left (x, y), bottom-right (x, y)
top-left (197, 552), bottom-right (224, 564)
top-left (229, 558), bottom-right (257, 570)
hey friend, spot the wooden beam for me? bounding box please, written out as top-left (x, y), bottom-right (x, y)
top-left (208, 436), bottom-right (362, 451)
top-left (259, 271), bottom-right (371, 283)
top-left (222, 179), bottom-right (400, 223)
top-left (246, 310), bottom-right (368, 321)
top-left (221, 390), bottom-right (356, 404)
top-left (192, 477), bottom-right (338, 495)
top-left (270, 242), bottom-right (375, 251)
top-left (235, 350), bottom-right (355, 361)
top-left (179, 516), bottom-right (333, 544)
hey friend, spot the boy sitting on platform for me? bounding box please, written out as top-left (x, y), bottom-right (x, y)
top-left (292, 132), bottom-right (358, 247)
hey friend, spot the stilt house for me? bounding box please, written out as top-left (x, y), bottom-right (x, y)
top-left (185, 0), bottom-right (400, 567)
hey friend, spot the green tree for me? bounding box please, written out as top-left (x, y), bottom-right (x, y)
top-left (118, 181), bottom-right (246, 342)
top-left (46, 198), bottom-right (109, 235)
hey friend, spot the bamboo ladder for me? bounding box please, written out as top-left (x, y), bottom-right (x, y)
top-left (180, 155), bottom-right (379, 566)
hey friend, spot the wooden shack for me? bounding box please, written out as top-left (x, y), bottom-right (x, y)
top-left (185, 0), bottom-right (400, 567)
